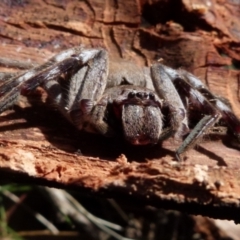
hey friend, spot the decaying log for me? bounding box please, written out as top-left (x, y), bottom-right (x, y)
top-left (1, 0), bottom-right (240, 222)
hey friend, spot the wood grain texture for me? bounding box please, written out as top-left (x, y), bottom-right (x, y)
top-left (0, 0), bottom-right (240, 221)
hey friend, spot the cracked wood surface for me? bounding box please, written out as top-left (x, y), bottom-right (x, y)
top-left (0, 0), bottom-right (240, 221)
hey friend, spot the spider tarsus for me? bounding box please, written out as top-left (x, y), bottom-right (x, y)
top-left (175, 152), bottom-right (182, 162)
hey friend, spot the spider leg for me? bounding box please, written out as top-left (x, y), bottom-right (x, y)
top-left (0, 48), bottom-right (80, 113)
top-left (157, 64), bottom-right (222, 160)
top-left (151, 64), bottom-right (189, 141)
top-left (173, 79), bottom-right (220, 161)
top-left (0, 47), bottom-right (108, 113)
top-left (163, 66), bottom-right (240, 142)
top-left (179, 69), bottom-right (240, 142)
top-left (0, 47), bottom-right (111, 135)
top-left (60, 48), bottom-right (111, 135)
top-left (28, 47), bottom-right (109, 125)
top-left (0, 72), bottom-right (17, 81)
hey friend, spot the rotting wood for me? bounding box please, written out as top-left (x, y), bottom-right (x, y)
top-left (0, 0), bottom-right (240, 222)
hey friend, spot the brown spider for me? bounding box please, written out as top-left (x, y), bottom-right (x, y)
top-left (0, 46), bottom-right (239, 160)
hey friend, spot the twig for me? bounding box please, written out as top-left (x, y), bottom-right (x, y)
top-left (1, 188), bottom-right (59, 234)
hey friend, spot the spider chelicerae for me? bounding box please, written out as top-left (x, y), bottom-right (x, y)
top-left (0, 46), bottom-right (239, 160)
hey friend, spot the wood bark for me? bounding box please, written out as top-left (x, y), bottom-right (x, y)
top-left (1, 0), bottom-right (240, 221)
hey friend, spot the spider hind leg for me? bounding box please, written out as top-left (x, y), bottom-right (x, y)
top-left (179, 70), bottom-right (240, 143)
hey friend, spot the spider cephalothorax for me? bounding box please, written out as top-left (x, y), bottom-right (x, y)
top-left (108, 86), bottom-right (163, 145)
top-left (0, 46), bottom-right (239, 160)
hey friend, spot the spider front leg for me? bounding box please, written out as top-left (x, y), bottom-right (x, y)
top-left (0, 47), bottom-right (81, 113)
top-left (62, 48), bottom-right (113, 136)
top-left (0, 47), bottom-right (110, 132)
top-left (38, 48), bottom-right (111, 134)
top-left (151, 64), bottom-right (189, 141)
top-left (151, 64), bottom-right (221, 161)
top-left (0, 72), bottom-right (17, 82)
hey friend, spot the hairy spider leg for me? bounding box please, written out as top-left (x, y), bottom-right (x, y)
top-left (162, 65), bottom-right (240, 143)
top-left (0, 47), bottom-right (110, 136)
top-left (0, 71), bottom-right (36, 113)
top-left (174, 79), bottom-right (220, 160)
top-left (24, 48), bottom-right (110, 135)
top-left (0, 72), bottom-right (17, 82)
top-left (55, 48), bottom-right (111, 135)
top-left (158, 64), bottom-right (221, 160)
top-left (0, 48), bottom-right (79, 113)
top-left (179, 70), bottom-right (240, 142)
top-left (151, 64), bottom-right (189, 142)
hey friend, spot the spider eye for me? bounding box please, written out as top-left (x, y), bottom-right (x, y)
top-left (149, 92), bottom-right (155, 100)
top-left (136, 92), bottom-right (144, 98)
top-left (128, 92), bottom-right (135, 98)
